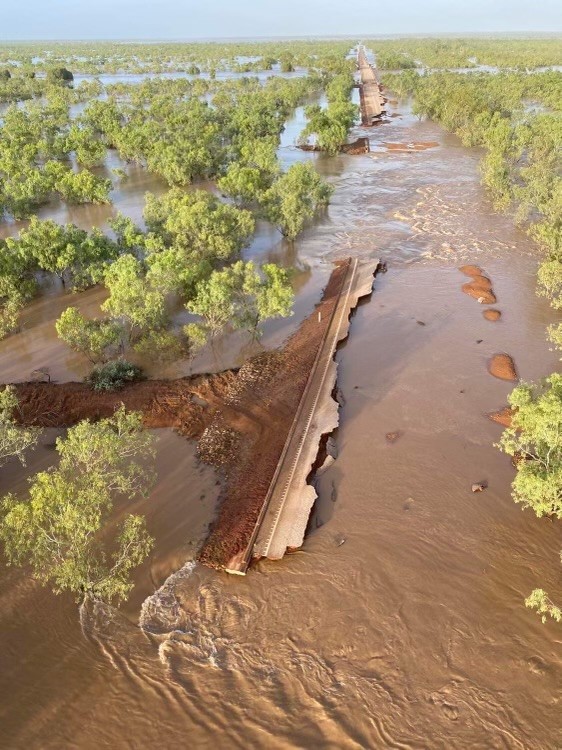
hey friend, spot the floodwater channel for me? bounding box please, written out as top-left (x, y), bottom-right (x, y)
top-left (1, 74), bottom-right (562, 749)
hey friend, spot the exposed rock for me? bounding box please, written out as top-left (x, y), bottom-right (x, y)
top-left (469, 275), bottom-right (493, 291)
top-left (488, 406), bottom-right (514, 427)
top-left (462, 281), bottom-right (497, 304)
top-left (459, 265), bottom-right (483, 277)
top-left (488, 354), bottom-right (518, 381)
top-left (484, 309), bottom-right (501, 321)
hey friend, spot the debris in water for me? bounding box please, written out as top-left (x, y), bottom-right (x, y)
top-left (386, 431), bottom-right (402, 444)
top-left (471, 482), bottom-right (488, 493)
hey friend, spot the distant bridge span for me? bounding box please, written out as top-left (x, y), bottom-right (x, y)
top-left (357, 46), bottom-right (386, 125)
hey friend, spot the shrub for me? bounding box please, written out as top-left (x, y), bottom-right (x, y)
top-left (85, 361), bottom-right (144, 391)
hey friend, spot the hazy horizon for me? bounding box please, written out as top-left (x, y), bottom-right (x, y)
top-left (4, 0), bottom-right (562, 40)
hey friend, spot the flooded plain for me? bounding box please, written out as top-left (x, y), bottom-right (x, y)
top-left (1, 87), bottom-right (562, 749)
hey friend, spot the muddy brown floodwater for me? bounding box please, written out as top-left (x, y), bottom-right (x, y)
top-left (2, 83), bottom-right (562, 750)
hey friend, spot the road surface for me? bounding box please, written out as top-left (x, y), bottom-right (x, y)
top-left (225, 258), bottom-right (379, 574)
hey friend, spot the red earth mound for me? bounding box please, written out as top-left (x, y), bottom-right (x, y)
top-left (488, 354), bottom-right (518, 381)
top-left (13, 372), bottom-right (238, 438)
top-left (462, 282), bottom-right (497, 304)
top-left (459, 265), bottom-right (483, 277)
top-left (488, 406), bottom-right (513, 427)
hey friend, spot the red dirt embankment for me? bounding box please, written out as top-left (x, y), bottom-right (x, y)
top-left (13, 373), bottom-right (237, 439)
top-left (9, 262), bottom-right (354, 571)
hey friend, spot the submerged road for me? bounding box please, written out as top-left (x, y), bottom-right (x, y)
top-left (357, 46), bottom-right (385, 124)
top-left (226, 257), bottom-right (379, 574)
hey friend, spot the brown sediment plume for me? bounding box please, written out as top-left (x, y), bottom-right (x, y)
top-left (484, 309), bottom-right (501, 321)
top-left (488, 406), bottom-right (514, 427)
top-left (459, 265), bottom-right (483, 277)
top-left (488, 354), bottom-right (518, 381)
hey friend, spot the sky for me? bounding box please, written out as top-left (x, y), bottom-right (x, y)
top-left (3, 0), bottom-right (562, 39)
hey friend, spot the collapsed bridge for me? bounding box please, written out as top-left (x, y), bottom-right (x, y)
top-left (209, 258), bottom-right (380, 575)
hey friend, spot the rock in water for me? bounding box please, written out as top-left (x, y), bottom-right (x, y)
top-left (488, 406), bottom-right (513, 427)
top-left (488, 354), bottom-right (517, 381)
top-left (459, 265), bottom-right (484, 277)
top-left (462, 281), bottom-right (497, 304)
top-left (483, 309), bottom-right (501, 321)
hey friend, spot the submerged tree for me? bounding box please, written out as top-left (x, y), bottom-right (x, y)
top-left (0, 386), bottom-right (40, 467)
top-left (0, 407), bottom-right (155, 606)
top-left (46, 67), bottom-right (74, 84)
top-left (143, 188), bottom-right (254, 297)
top-left (56, 307), bottom-right (121, 364)
top-left (102, 254), bottom-right (167, 347)
top-left (263, 162), bottom-right (333, 239)
top-left (497, 374), bottom-right (562, 518)
top-left (497, 374), bottom-right (562, 624)
top-left (10, 217), bottom-right (118, 289)
top-left (186, 260), bottom-right (293, 340)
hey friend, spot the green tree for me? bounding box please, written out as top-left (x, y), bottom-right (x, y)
top-left (66, 124), bottom-right (107, 167)
top-left (0, 237), bottom-right (37, 338)
top-left (0, 407), bottom-right (155, 606)
top-left (56, 307), bottom-right (121, 364)
top-left (49, 165), bottom-right (112, 205)
top-left (186, 260), bottom-right (293, 339)
top-left (46, 67), bottom-right (74, 84)
top-left (231, 261), bottom-right (294, 336)
top-left (144, 188), bottom-right (254, 261)
top-left (218, 137), bottom-right (280, 205)
top-left (185, 266), bottom-right (237, 339)
top-left (143, 188), bottom-right (254, 296)
top-left (102, 254), bottom-right (166, 346)
top-left (263, 162), bottom-right (333, 239)
top-left (11, 217), bottom-right (117, 288)
top-left (0, 386), bottom-right (40, 466)
top-left (497, 374), bottom-right (562, 518)
top-left (497, 375), bottom-right (562, 625)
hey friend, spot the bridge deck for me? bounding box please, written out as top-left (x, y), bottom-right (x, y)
top-left (357, 47), bottom-right (386, 124)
